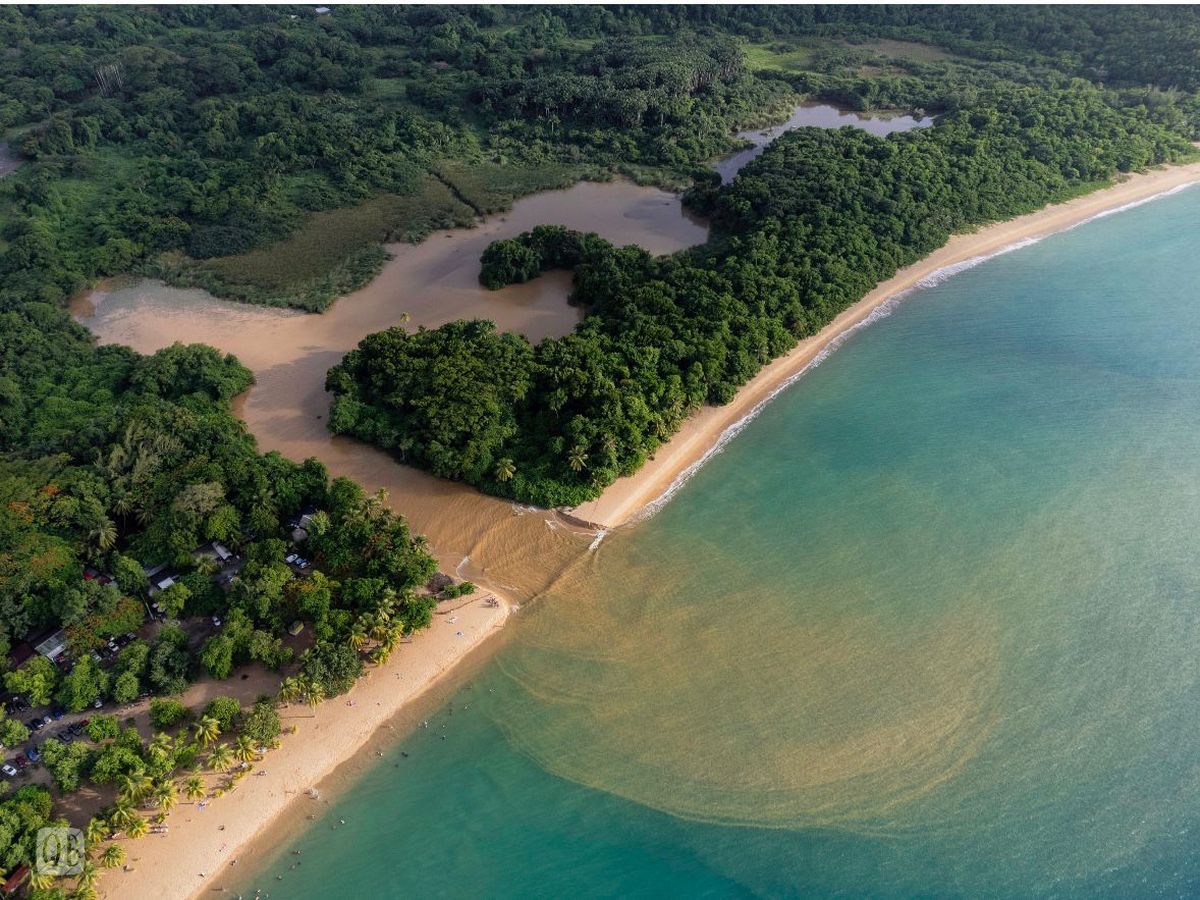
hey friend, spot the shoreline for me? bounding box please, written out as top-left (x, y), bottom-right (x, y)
top-left (571, 161), bottom-right (1200, 529)
top-left (104, 593), bottom-right (511, 900)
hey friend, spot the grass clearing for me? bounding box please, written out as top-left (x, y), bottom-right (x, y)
top-left (743, 42), bottom-right (820, 73)
top-left (841, 38), bottom-right (958, 63)
top-left (433, 160), bottom-right (590, 214)
top-left (158, 177), bottom-right (475, 311)
top-left (159, 161), bottom-right (599, 311)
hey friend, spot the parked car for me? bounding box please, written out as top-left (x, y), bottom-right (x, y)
top-left (49, 707), bottom-right (64, 721)
top-left (212, 615), bottom-right (222, 627)
top-left (66, 722), bottom-right (83, 737)
top-left (27, 718), bottom-right (43, 731)
top-left (92, 698), bottom-right (103, 709)
top-left (26, 746), bottom-right (40, 763)
top-left (1, 764), bottom-right (17, 778)
top-left (13, 755), bottom-right (27, 770)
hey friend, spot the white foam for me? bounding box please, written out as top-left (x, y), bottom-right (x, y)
top-left (1066, 180), bottom-right (1197, 229)
top-left (587, 530), bottom-right (608, 551)
top-left (633, 181), bottom-right (1199, 522)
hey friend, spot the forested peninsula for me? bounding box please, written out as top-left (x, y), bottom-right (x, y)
top-left (325, 23), bottom-right (1198, 506)
top-left (3, 6), bottom-right (1200, 895)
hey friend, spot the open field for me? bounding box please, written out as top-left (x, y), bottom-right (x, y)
top-left (164, 178), bottom-right (475, 311)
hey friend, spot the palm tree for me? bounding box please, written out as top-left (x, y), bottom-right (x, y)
top-left (304, 678), bottom-right (326, 709)
top-left (109, 797), bottom-right (137, 828)
top-left (148, 732), bottom-right (174, 760)
top-left (207, 743), bottom-right (234, 773)
top-left (234, 735), bottom-right (257, 764)
top-left (117, 772), bottom-right (153, 804)
top-left (88, 517), bottom-right (117, 553)
top-left (348, 626), bottom-right (370, 652)
top-left (568, 445), bottom-right (588, 472)
top-left (84, 816), bottom-right (109, 848)
top-left (494, 457), bottom-right (516, 482)
top-left (99, 843), bottom-right (126, 869)
top-left (192, 715), bottom-right (221, 748)
top-left (75, 860), bottom-right (98, 890)
top-left (183, 775), bottom-right (205, 801)
top-left (126, 815), bottom-right (148, 839)
top-left (154, 780), bottom-right (178, 812)
top-left (278, 676), bottom-right (301, 705)
top-left (28, 869), bottom-right (56, 892)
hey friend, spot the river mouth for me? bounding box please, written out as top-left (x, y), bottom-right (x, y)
top-left (72, 178), bottom-right (708, 598)
top-left (71, 104), bottom-right (926, 597)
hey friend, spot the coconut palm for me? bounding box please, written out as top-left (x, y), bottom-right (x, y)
top-left (88, 518), bottom-right (118, 553)
top-left (118, 772), bottom-right (153, 804)
top-left (192, 715), bottom-right (221, 748)
top-left (109, 797), bottom-right (137, 828)
top-left (99, 843), bottom-right (125, 869)
top-left (494, 457), bottom-right (516, 482)
top-left (84, 816), bottom-right (109, 847)
top-left (183, 775), bottom-right (205, 801)
top-left (567, 445), bottom-right (588, 472)
top-left (153, 780), bottom-right (178, 812)
top-left (76, 860), bottom-right (98, 890)
top-left (28, 869), bottom-right (56, 891)
top-left (233, 735), bottom-right (256, 764)
top-left (348, 626), bottom-right (370, 652)
top-left (207, 743), bottom-right (234, 773)
top-left (126, 815), bottom-right (148, 839)
top-left (148, 731), bottom-right (174, 755)
top-left (303, 678), bottom-right (326, 709)
top-left (277, 676), bottom-right (302, 705)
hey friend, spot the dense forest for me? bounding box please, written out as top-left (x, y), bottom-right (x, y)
top-left (328, 76), bottom-right (1194, 506)
top-left (2, 5), bottom-right (1200, 892)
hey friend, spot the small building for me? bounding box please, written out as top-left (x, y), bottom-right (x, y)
top-left (149, 574), bottom-right (177, 596)
top-left (192, 541), bottom-right (234, 564)
top-left (34, 630), bottom-right (66, 661)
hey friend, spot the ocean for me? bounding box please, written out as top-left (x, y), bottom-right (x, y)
top-left (233, 186), bottom-right (1200, 898)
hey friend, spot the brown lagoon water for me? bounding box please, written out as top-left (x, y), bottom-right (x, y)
top-left (73, 103), bottom-right (911, 594)
top-left (73, 179), bottom-right (707, 597)
top-left (712, 101), bottom-right (932, 182)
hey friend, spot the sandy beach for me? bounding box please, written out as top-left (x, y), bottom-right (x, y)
top-left (81, 158), bottom-right (1200, 900)
top-left (572, 160), bottom-right (1200, 528)
top-left (100, 593), bottom-right (510, 900)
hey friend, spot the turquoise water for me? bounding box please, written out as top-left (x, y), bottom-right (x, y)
top-left (237, 186), bottom-right (1200, 898)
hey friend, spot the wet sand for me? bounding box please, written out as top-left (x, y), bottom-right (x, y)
top-left (107, 594), bottom-right (510, 900)
top-left (572, 161), bottom-right (1200, 528)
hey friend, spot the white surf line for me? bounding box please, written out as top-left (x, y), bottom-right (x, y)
top-left (633, 181), bottom-right (1200, 523)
